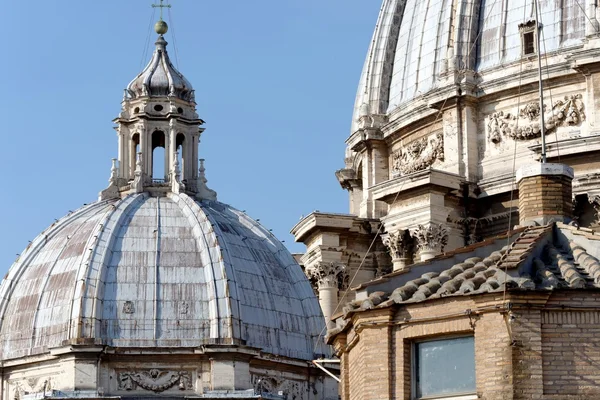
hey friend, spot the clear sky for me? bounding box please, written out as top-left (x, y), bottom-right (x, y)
top-left (0, 1), bottom-right (379, 272)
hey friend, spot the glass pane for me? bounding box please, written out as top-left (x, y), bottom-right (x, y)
top-left (416, 336), bottom-right (475, 398)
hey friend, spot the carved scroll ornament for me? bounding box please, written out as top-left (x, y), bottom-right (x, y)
top-left (391, 133), bottom-right (444, 176)
top-left (487, 94), bottom-right (585, 143)
top-left (118, 369), bottom-right (192, 393)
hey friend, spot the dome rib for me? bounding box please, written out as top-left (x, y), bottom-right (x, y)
top-left (172, 193), bottom-right (232, 340)
top-left (0, 200), bottom-right (114, 358)
top-left (78, 194), bottom-right (147, 339)
top-left (32, 202), bottom-right (115, 349)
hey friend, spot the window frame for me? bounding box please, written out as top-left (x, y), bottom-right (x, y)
top-left (411, 334), bottom-right (477, 400)
top-left (519, 20), bottom-right (538, 57)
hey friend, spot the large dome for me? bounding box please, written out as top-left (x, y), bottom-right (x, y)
top-left (353, 0), bottom-right (586, 131)
top-left (0, 193), bottom-right (325, 361)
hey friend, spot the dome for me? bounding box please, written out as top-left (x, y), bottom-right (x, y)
top-left (352, 0), bottom-right (586, 131)
top-left (0, 193), bottom-right (326, 361)
top-left (127, 36), bottom-right (195, 102)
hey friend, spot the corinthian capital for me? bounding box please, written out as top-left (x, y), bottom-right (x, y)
top-left (305, 262), bottom-right (349, 290)
top-left (412, 223), bottom-right (449, 257)
top-left (381, 230), bottom-right (413, 271)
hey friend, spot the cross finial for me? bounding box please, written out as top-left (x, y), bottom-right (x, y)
top-left (152, 0), bottom-right (171, 21)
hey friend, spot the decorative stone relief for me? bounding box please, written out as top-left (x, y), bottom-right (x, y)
top-left (118, 369), bottom-right (192, 393)
top-left (132, 152), bottom-right (144, 193)
top-left (171, 150), bottom-right (184, 194)
top-left (412, 223), bottom-right (449, 256)
top-left (195, 159), bottom-right (217, 201)
top-left (487, 111), bottom-right (516, 144)
top-left (305, 262), bottom-right (349, 290)
top-left (252, 375), bottom-right (302, 399)
top-left (122, 301), bottom-right (135, 314)
top-left (180, 301), bottom-right (189, 315)
top-left (381, 230), bottom-right (413, 270)
top-left (11, 376), bottom-right (56, 400)
top-left (99, 158), bottom-right (121, 201)
top-left (574, 193), bottom-right (600, 226)
top-left (391, 133), bottom-right (444, 176)
top-left (487, 94), bottom-right (585, 143)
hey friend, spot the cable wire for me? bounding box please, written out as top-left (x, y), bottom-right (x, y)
top-left (140, 8), bottom-right (157, 71)
top-left (539, 4), bottom-right (561, 162)
top-left (167, 3), bottom-right (181, 69)
top-left (573, 0), bottom-right (600, 34)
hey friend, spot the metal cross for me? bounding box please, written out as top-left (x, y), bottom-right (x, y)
top-left (152, 0), bottom-right (171, 21)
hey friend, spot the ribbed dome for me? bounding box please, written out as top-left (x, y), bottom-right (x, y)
top-left (353, 0), bottom-right (586, 131)
top-left (0, 193), bottom-right (326, 361)
top-left (127, 36), bottom-right (195, 102)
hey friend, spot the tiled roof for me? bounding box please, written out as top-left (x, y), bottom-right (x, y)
top-left (336, 223), bottom-right (600, 327)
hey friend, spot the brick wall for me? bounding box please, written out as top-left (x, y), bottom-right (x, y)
top-left (333, 291), bottom-right (600, 400)
top-left (542, 292), bottom-right (600, 397)
top-left (518, 174), bottom-right (573, 225)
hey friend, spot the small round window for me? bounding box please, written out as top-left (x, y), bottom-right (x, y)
top-left (134, 107), bottom-right (140, 114)
top-left (154, 105), bottom-right (164, 112)
top-left (178, 107), bottom-right (184, 114)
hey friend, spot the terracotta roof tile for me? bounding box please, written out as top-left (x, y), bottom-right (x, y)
top-left (337, 223), bottom-right (600, 326)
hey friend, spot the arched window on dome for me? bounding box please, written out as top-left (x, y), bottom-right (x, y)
top-left (130, 133), bottom-right (140, 178)
top-left (152, 130), bottom-right (167, 183)
top-left (176, 133), bottom-right (186, 180)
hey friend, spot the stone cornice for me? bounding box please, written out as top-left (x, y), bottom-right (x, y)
top-left (528, 135), bottom-right (600, 159)
top-left (371, 169), bottom-right (464, 203)
top-left (290, 212), bottom-right (376, 243)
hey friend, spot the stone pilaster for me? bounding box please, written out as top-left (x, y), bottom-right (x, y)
top-left (381, 229), bottom-right (413, 271)
top-left (306, 262), bottom-right (349, 329)
top-left (411, 223), bottom-right (449, 261)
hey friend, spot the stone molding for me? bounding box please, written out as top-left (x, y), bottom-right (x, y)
top-left (305, 262), bottom-right (349, 290)
top-left (118, 369), bottom-right (192, 393)
top-left (391, 133), bottom-right (444, 176)
top-left (516, 163), bottom-right (574, 183)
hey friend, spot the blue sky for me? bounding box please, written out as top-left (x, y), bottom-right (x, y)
top-left (0, 1), bottom-right (379, 271)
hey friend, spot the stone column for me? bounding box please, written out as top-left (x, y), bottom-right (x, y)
top-left (140, 125), bottom-right (148, 177)
top-left (192, 134), bottom-right (199, 179)
top-left (381, 229), bottom-right (413, 271)
top-left (169, 120), bottom-right (177, 182)
top-left (412, 223), bottom-right (449, 261)
top-left (306, 262), bottom-right (349, 329)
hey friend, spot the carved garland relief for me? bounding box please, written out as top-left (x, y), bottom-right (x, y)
top-left (487, 94), bottom-right (585, 143)
top-left (391, 132), bottom-right (445, 176)
top-left (118, 369), bottom-right (193, 393)
top-left (252, 375), bottom-right (302, 399)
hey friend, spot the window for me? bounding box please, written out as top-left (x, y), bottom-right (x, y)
top-left (519, 20), bottom-right (537, 56)
top-left (523, 31), bottom-right (535, 55)
top-left (413, 336), bottom-right (475, 399)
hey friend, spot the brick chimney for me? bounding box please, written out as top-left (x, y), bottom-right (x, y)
top-left (516, 163), bottom-right (574, 226)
